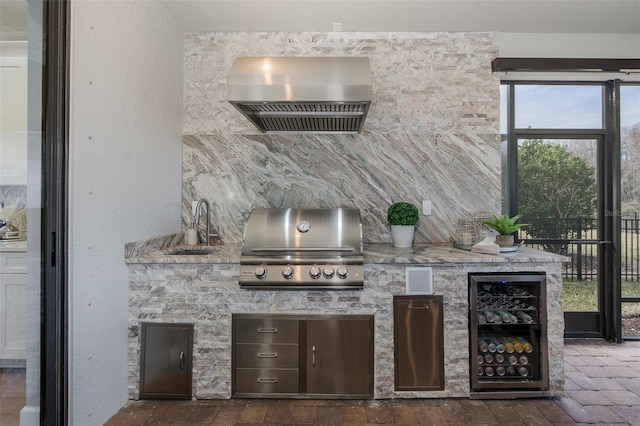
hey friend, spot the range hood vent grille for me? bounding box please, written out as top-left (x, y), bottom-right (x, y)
top-left (227, 57), bottom-right (372, 134)
top-left (235, 102), bottom-right (370, 133)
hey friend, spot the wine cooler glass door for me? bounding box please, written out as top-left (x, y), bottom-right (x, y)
top-left (470, 273), bottom-right (549, 395)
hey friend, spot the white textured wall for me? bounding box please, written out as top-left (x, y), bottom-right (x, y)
top-left (498, 33), bottom-right (640, 58)
top-left (69, 1), bottom-right (183, 424)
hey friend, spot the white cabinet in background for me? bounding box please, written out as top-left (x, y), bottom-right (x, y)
top-left (0, 248), bottom-right (27, 361)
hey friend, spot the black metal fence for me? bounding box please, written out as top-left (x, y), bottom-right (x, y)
top-left (521, 213), bottom-right (640, 282)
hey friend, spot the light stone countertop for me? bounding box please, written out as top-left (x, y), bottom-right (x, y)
top-left (125, 242), bottom-right (568, 265)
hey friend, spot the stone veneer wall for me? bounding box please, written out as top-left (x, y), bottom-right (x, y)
top-left (128, 262), bottom-right (564, 399)
top-left (182, 32), bottom-right (500, 244)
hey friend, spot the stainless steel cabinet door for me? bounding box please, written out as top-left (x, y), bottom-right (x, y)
top-left (394, 296), bottom-right (444, 390)
top-left (305, 316), bottom-right (373, 397)
top-left (140, 323), bottom-right (193, 399)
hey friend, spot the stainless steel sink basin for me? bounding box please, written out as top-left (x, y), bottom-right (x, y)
top-left (168, 248), bottom-right (217, 255)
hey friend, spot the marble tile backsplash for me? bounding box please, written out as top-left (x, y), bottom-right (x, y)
top-left (182, 32), bottom-right (500, 244)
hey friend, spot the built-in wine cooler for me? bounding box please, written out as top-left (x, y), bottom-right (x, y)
top-left (469, 272), bottom-right (549, 398)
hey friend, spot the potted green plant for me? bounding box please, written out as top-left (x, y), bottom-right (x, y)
top-left (482, 214), bottom-right (527, 247)
top-left (387, 202), bottom-right (420, 248)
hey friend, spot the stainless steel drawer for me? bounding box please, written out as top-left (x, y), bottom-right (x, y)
top-left (235, 368), bottom-right (299, 394)
top-left (234, 318), bottom-right (299, 344)
top-left (235, 343), bottom-right (299, 368)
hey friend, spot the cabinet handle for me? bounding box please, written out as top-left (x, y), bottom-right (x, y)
top-left (179, 352), bottom-right (185, 371)
top-left (257, 352), bottom-right (278, 358)
top-left (312, 345), bottom-right (316, 367)
top-left (257, 328), bottom-right (278, 333)
top-left (256, 377), bottom-right (278, 384)
top-left (408, 305), bottom-right (430, 310)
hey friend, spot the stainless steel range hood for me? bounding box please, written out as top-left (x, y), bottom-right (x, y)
top-left (227, 57), bottom-right (372, 134)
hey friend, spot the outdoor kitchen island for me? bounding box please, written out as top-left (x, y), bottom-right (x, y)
top-left (126, 238), bottom-right (567, 401)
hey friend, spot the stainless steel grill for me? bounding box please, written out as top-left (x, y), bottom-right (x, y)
top-left (239, 208), bottom-right (364, 289)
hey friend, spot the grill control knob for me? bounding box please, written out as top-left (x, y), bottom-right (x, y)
top-left (282, 265), bottom-right (294, 279)
top-left (309, 265), bottom-right (321, 279)
top-left (336, 266), bottom-right (349, 279)
top-left (323, 266), bottom-right (335, 278)
top-left (254, 265), bottom-right (267, 279)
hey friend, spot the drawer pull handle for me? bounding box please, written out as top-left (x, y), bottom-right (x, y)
top-left (257, 352), bottom-right (278, 358)
top-left (179, 352), bottom-right (185, 371)
top-left (256, 377), bottom-right (278, 384)
top-left (257, 328), bottom-right (278, 333)
top-left (408, 305), bottom-right (430, 310)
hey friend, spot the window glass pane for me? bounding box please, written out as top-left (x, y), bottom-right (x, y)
top-left (517, 138), bottom-right (599, 312)
top-left (621, 85), bottom-right (640, 129)
top-left (514, 85), bottom-right (602, 129)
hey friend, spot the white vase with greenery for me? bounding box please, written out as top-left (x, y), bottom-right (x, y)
top-left (387, 202), bottom-right (420, 248)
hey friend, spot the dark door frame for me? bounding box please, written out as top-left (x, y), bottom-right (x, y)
top-left (41, 0), bottom-right (70, 423)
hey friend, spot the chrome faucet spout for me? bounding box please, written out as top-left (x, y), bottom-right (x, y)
top-left (195, 199), bottom-right (210, 245)
top-left (194, 199), bottom-right (218, 245)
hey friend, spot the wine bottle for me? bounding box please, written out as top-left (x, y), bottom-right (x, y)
top-left (485, 338), bottom-right (497, 353)
top-left (477, 313), bottom-right (487, 324)
top-left (484, 353), bottom-right (494, 364)
top-left (516, 337), bottom-right (534, 353)
top-left (484, 366), bottom-right (495, 377)
top-left (477, 366), bottom-right (485, 376)
top-left (501, 337), bottom-right (515, 353)
top-left (488, 337), bottom-right (505, 353)
top-left (519, 355), bottom-right (529, 365)
top-left (506, 366), bottom-right (516, 376)
top-left (495, 366), bottom-right (506, 376)
top-left (482, 284), bottom-right (506, 296)
top-left (496, 310), bottom-right (513, 324)
top-left (483, 310), bottom-right (496, 323)
top-left (507, 354), bottom-right (518, 365)
top-left (517, 366), bottom-right (529, 377)
top-left (516, 310), bottom-right (534, 324)
top-left (494, 353), bottom-right (505, 364)
top-left (477, 355), bottom-right (485, 365)
top-left (507, 337), bottom-right (524, 353)
top-left (508, 286), bottom-right (529, 297)
top-left (478, 339), bottom-right (489, 353)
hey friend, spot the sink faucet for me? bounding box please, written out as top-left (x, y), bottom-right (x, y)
top-left (194, 199), bottom-right (218, 245)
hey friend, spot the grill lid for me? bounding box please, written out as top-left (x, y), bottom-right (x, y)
top-left (227, 57), bottom-right (372, 134)
top-left (242, 208), bottom-right (363, 256)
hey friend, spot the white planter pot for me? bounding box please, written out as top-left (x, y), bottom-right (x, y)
top-left (391, 225), bottom-right (415, 248)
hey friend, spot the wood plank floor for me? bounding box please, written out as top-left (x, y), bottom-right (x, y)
top-left (0, 368), bottom-right (26, 426)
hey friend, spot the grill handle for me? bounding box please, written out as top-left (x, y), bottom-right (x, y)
top-left (250, 246), bottom-right (355, 253)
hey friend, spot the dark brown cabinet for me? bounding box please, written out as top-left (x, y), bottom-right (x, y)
top-left (232, 314), bottom-right (373, 398)
top-left (140, 322), bottom-right (193, 399)
top-left (393, 295), bottom-right (444, 391)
